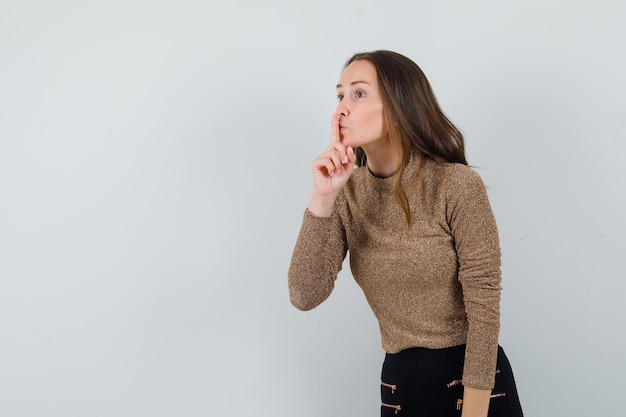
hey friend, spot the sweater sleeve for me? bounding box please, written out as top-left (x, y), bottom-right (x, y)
top-left (288, 207), bottom-right (348, 311)
top-left (446, 165), bottom-right (502, 390)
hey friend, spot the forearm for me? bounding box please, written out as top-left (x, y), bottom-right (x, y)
top-left (460, 386), bottom-right (491, 417)
top-left (288, 209), bottom-right (346, 310)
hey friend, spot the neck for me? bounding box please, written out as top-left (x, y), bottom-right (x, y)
top-left (362, 139), bottom-right (400, 178)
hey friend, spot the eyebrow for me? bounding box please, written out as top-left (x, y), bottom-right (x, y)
top-left (336, 80), bottom-right (372, 89)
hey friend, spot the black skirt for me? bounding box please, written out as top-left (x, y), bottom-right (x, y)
top-left (380, 345), bottom-right (523, 417)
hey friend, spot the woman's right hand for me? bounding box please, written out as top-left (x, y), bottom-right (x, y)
top-left (307, 114), bottom-right (356, 217)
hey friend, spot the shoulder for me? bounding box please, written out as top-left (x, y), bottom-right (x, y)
top-left (415, 159), bottom-right (485, 194)
top-left (443, 163), bottom-right (486, 192)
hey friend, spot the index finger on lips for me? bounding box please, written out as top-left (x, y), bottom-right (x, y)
top-left (330, 114), bottom-right (349, 164)
top-left (330, 113), bottom-right (340, 144)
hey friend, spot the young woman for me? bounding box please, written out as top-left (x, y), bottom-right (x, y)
top-left (288, 50), bottom-right (523, 417)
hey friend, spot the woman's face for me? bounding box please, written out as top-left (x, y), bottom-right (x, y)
top-left (335, 60), bottom-right (388, 149)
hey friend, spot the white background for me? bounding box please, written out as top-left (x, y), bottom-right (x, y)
top-left (1, 1), bottom-right (625, 416)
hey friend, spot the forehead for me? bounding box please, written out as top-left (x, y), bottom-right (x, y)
top-left (337, 60), bottom-right (378, 88)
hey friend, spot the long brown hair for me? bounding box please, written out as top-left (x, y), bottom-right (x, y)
top-left (344, 50), bottom-right (467, 224)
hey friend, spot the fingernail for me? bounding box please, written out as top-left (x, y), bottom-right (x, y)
top-left (342, 155), bottom-right (348, 164)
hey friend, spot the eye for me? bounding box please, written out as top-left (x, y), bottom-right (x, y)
top-left (337, 94), bottom-right (344, 102)
top-left (355, 90), bottom-right (366, 98)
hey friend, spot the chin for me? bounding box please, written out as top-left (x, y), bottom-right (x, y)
top-left (340, 136), bottom-right (357, 147)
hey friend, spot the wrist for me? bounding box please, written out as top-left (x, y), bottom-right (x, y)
top-left (460, 386), bottom-right (491, 417)
top-left (307, 193), bottom-right (338, 217)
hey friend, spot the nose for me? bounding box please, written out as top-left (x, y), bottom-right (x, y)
top-left (335, 100), bottom-right (349, 118)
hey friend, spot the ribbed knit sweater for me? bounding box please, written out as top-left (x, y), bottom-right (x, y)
top-left (288, 153), bottom-right (502, 389)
